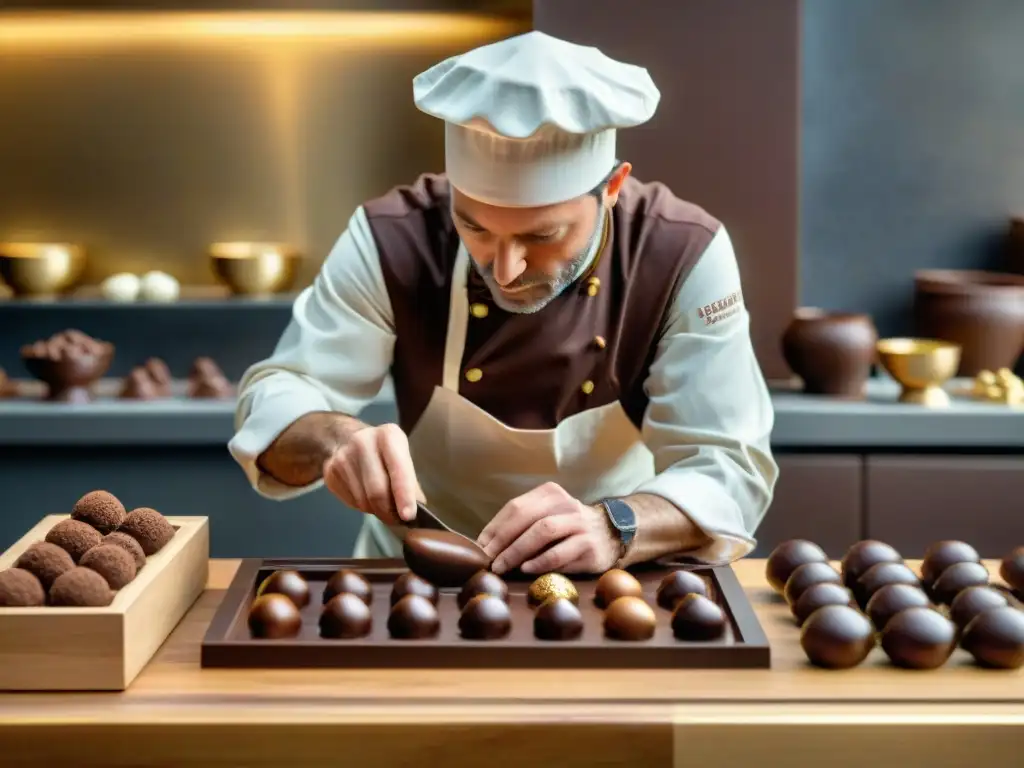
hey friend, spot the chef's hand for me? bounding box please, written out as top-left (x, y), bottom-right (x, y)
top-left (477, 482), bottom-right (619, 575)
top-left (322, 423), bottom-right (425, 526)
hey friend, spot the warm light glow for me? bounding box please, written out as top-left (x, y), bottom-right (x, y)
top-left (0, 12), bottom-right (522, 47)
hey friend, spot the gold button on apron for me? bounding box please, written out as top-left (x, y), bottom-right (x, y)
top-left (593, 335), bottom-right (607, 349)
top-left (586, 278), bottom-right (600, 297)
top-left (470, 303), bottom-right (489, 319)
top-left (581, 380), bottom-right (595, 395)
top-left (465, 368), bottom-right (483, 383)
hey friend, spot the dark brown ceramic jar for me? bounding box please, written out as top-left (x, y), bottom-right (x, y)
top-left (913, 270), bottom-right (1024, 376)
top-left (1008, 217), bottom-right (1024, 275)
top-left (781, 308), bottom-right (878, 398)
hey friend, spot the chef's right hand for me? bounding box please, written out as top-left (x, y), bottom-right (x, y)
top-left (322, 423), bottom-right (425, 525)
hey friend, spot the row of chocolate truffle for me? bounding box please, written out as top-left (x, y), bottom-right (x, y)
top-left (767, 538), bottom-right (1024, 670)
top-left (0, 490), bottom-right (175, 608)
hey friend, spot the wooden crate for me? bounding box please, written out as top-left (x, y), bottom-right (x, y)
top-left (0, 514), bottom-right (209, 691)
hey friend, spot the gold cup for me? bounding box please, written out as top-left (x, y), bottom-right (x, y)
top-left (0, 242), bottom-right (86, 297)
top-left (208, 242), bottom-right (300, 296)
top-left (876, 337), bottom-right (962, 407)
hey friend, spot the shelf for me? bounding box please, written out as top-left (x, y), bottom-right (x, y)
top-left (0, 0), bottom-right (529, 15)
top-left (0, 286), bottom-right (298, 311)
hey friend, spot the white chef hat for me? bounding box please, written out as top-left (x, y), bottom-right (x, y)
top-left (413, 31), bottom-right (660, 208)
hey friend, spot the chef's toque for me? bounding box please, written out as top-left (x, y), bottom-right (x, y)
top-left (413, 31), bottom-right (660, 208)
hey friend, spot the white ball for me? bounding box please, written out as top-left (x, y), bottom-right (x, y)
top-left (100, 273), bottom-right (141, 303)
top-left (139, 271), bottom-right (180, 302)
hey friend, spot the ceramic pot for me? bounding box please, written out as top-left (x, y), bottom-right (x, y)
top-left (1009, 217), bottom-right (1024, 275)
top-left (913, 270), bottom-right (1024, 376)
top-left (781, 308), bottom-right (878, 398)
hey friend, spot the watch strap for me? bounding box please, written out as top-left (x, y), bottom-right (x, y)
top-left (599, 498), bottom-right (637, 561)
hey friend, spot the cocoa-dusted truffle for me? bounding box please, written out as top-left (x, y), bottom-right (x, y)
top-left (119, 368), bottom-right (164, 400)
top-left (0, 567), bottom-right (46, 606)
top-left (14, 541), bottom-right (74, 589)
top-left (101, 532), bottom-right (146, 570)
top-left (45, 519), bottom-right (103, 563)
top-left (49, 567), bottom-right (114, 607)
top-left (71, 490), bottom-right (126, 534)
top-left (187, 357), bottom-right (234, 399)
top-left (80, 544), bottom-right (137, 590)
top-left (120, 507), bottom-right (175, 555)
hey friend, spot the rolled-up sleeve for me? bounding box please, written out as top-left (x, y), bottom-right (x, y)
top-left (634, 225), bottom-right (778, 564)
top-left (228, 206), bottom-right (395, 499)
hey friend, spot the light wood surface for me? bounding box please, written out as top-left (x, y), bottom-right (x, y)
top-left (0, 515), bottom-right (209, 690)
top-left (0, 558), bottom-right (1021, 766)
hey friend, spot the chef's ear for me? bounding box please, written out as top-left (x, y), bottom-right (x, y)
top-left (603, 162), bottom-right (632, 206)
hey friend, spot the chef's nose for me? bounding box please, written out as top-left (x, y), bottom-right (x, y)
top-left (492, 240), bottom-right (527, 286)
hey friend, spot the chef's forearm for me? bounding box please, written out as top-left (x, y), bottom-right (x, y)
top-left (618, 493), bottom-right (711, 568)
top-left (256, 412), bottom-right (368, 487)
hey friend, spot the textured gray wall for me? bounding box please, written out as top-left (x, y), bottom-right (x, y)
top-left (801, 0), bottom-right (1024, 337)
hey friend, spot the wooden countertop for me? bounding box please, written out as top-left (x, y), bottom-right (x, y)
top-left (0, 559), bottom-right (1021, 767)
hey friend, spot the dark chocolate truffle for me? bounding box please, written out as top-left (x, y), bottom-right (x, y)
top-left (323, 569), bottom-right (372, 606)
top-left (920, 540), bottom-right (980, 588)
top-left (930, 561), bottom-right (989, 605)
top-left (671, 593), bottom-right (726, 640)
top-left (257, 569), bottom-right (311, 609)
top-left (594, 569), bottom-right (643, 609)
top-left (391, 571), bottom-right (439, 606)
top-left (14, 541), bottom-right (74, 589)
top-left (388, 594), bottom-right (440, 639)
top-left (402, 529), bottom-right (492, 588)
top-left (999, 546), bottom-right (1024, 594)
top-left (120, 507), bottom-right (175, 556)
top-left (45, 519), bottom-right (103, 563)
top-left (800, 604), bottom-right (875, 669)
top-left (80, 544), bottom-right (137, 590)
top-left (656, 570), bottom-right (708, 610)
top-left (793, 582), bottom-right (856, 626)
top-left (0, 567), bottom-right (46, 606)
top-left (961, 606), bottom-right (1024, 669)
top-left (71, 490), bottom-right (126, 535)
top-left (248, 593), bottom-right (302, 639)
top-left (949, 586), bottom-right (1011, 631)
top-left (319, 592), bottom-right (372, 639)
top-left (855, 561), bottom-right (920, 608)
top-left (49, 567), bottom-right (114, 607)
top-left (765, 539), bottom-right (828, 594)
top-left (603, 596), bottom-right (656, 641)
top-left (100, 531), bottom-right (146, 570)
top-left (459, 593), bottom-right (512, 640)
top-left (784, 561), bottom-right (841, 605)
top-left (840, 540), bottom-right (901, 590)
top-left (458, 570), bottom-right (509, 610)
top-left (880, 606), bottom-right (957, 670)
top-left (534, 597), bottom-right (584, 641)
top-left (865, 583), bottom-right (932, 631)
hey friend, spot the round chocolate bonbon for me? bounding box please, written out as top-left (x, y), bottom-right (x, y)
top-left (949, 586), bottom-right (1010, 631)
top-left (534, 597), bottom-right (584, 641)
top-left (671, 593), bottom-right (726, 641)
top-left (656, 570), bottom-right (708, 610)
top-left (961, 606), bottom-right (1024, 669)
top-left (388, 594), bottom-right (440, 639)
top-left (457, 570), bottom-right (509, 610)
top-left (1000, 546), bottom-right (1024, 595)
top-left (528, 573), bottom-right (579, 607)
top-left (784, 561), bottom-right (841, 606)
top-left (765, 539), bottom-right (827, 594)
top-left (793, 582), bottom-right (856, 626)
top-left (930, 561), bottom-right (989, 605)
top-left (865, 583), bottom-right (932, 631)
top-left (920, 540), bottom-right (980, 588)
top-left (603, 596), bottom-right (656, 641)
top-left (880, 606), bottom-right (957, 669)
top-left (257, 569), bottom-right (311, 609)
top-left (840, 540), bottom-right (901, 590)
top-left (248, 593), bottom-right (302, 639)
top-left (594, 569), bottom-right (643, 609)
top-left (855, 561), bottom-right (920, 608)
top-left (402, 529), bottom-right (492, 588)
top-left (323, 569), bottom-right (373, 606)
top-left (320, 592), bottom-right (372, 639)
top-left (391, 571), bottom-right (439, 606)
top-left (459, 593), bottom-right (512, 640)
top-left (799, 604), bottom-right (875, 669)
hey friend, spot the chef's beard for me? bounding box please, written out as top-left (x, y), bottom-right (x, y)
top-left (472, 209), bottom-right (605, 315)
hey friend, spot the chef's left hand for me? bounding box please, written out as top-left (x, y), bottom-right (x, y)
top-left (477, 482), bottom-right (619, 575)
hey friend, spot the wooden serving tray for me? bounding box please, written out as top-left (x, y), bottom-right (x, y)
top-left (201, 558), bottom-right (770, 669)
top-left (0, 514), bottom-right (209, 691)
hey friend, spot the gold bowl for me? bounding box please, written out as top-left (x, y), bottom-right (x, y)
top-left (876, 337), bottom-right (962, 407)
top-left (0, 242), bottom-right (86, 297)
top-left (209, 242), bottom-right (300, 296)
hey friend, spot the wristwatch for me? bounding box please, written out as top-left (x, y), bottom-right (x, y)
top-left (597, 498), bottom-right (637, 563)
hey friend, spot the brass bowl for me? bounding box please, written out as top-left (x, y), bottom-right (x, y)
top-left (0, 242), bottom-right (86, 297)
top-left (209, 242), bottom-right (300, 296)
top-left (876, 337), bottom-right (962, 407)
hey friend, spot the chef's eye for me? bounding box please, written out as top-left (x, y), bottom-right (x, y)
top-left (522, 229), bottom-right (562, 243)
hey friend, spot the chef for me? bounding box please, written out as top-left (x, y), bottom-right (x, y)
top-left (229, 31), bottom-right (778, 575)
